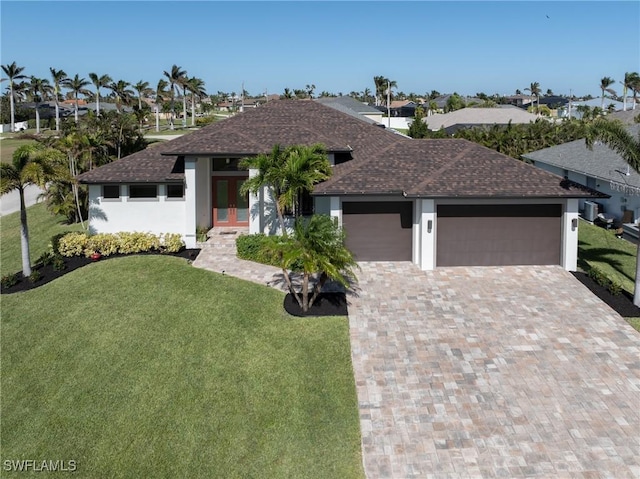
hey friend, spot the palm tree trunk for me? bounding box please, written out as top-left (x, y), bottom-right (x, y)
top-left (96, 91), bottom-right (100, 116)
top-left (55, 98), bottom-right (60, 132)
top-left (9, 85), bottom-right (16, 132)
top-left (155, 105), bottom-right (160, 132)
top-left (309, 272), bottom-right (328, 309)
top-left (35, 102), bottom-right (41, 134)
top-left (74, 95), bottom-right (79, 123)
top-left (191, 96), bottom-right (196, 127)
top-left (302, 273), bottom-right (310, 312)
top-left (182, 88), bottom-right (187, 128)
top-left (282, 268), bottom-right (303, 307)
top-left (634, 243), bottom-right (640, 307)
top-left (19, 187), bottom-right (32, 276)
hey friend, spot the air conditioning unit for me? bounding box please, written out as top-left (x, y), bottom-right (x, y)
top-left (584, 201), bottom-right (598, 222)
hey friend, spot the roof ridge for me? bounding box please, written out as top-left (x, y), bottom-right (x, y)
top-left (406, 141), bottom-right (473, 194)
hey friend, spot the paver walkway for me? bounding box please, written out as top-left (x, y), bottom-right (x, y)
top-left (193, 237), bottom-right (640, 478)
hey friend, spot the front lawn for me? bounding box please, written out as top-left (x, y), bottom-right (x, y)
top-left (1, 255), bottom-right (363, 478)
top-left (0, 203), bottom-right (84, 277)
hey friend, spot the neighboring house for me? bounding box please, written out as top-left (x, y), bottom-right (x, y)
top-left (78, 100), bottom-right (602, 271)
top-left (558, 97), bottom-right (634, 119)
top-left (524, 124), bottom-right (640, 223)
top-left (316, 96), bottom-right (384, 124)
top-left (389, 100), bottom-right (417, 117)
top-left (424, 105), bottom-right (540, 134)
top-left (504, 94), bottom-right (534, 107)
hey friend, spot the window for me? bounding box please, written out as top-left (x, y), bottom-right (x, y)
top-left (103, 185), bottom-right (120, 199)
top-left (129, 184), bottom-right (158, 199)
top-left (166, 184), bottom-right (184, 198)
top-left (212, 158), bottom-right (241, 171)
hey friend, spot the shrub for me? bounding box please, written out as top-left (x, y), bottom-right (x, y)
top-left (608, 281), bottom-right (623, 296)
top-left (36, 250), bottom-right (56, 266)
top-left (28, 270), bottom-right (42, 283)
top-left (117, 232), bottom-right (161, 254)
top-left (51, 232), bottom-right (73, 256)
top-left (52, 256), bottom-right (66, 271)
top-left (86, 233), bottom-right (120, 256)
top-left (58, 232), bottom-right (89, 257)
top-left (236, 234), bottom-right (283, 267)
top-left (195, 116), bottom-right (216, 127)
top-left (1, 273), bottom-right (19, 289)
top-left (162, 233), bottom-right (185, 253)
top-left (196, 226), bottom-right (209, 243)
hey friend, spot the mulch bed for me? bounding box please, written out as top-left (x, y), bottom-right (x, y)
top-left (1, 249), bottom-right (201, 294)
top-left (572, 271), bottom-right (640, 317)
top-left (284, 292), bottom-right (348, 317)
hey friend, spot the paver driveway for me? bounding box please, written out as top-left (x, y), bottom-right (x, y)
top-left (349, 263), bottom-right (640, 479)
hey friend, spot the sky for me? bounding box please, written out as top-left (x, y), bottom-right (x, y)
top-left (1, 1), bottom-right (639, 99)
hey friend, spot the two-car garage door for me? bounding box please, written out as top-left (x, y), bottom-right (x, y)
top-left (436, 204), bottom-right (562, 266)
top-left (342, 202), bottom-right (562, 266)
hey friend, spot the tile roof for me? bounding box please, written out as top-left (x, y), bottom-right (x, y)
top-left (523, 124), bottom-right (640, 188)
top-left (79, 99), bottom-right (602, 199)
top-left (314, 139), bottom-right (604, 199)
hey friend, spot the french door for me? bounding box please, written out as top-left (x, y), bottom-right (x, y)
top-left (212, 176), bottom-right (249, 226)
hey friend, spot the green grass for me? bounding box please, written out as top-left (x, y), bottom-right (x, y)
top-left (0, 137), bottom-right (36, 163)
top-left (578, 219), bottom-right (637, 295)
top-left (1, 255), bottom-right (364, 478)
top-left (578, 219), bottom-right (640, 327)
top-left (0, 203), bottom-right (84, 276)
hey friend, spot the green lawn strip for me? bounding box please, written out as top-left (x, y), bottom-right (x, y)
top-left (1, 137), bottom-right (36, 163)
top-left (0, 203), bottom-right (84, 277)
top-left (578, 219), bottom-right (637, 295)
top-left (1, 256), bottom-right (363, 478)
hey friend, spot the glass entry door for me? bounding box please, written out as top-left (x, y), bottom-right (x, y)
top-left (212, 177), bottom-right (249, 226)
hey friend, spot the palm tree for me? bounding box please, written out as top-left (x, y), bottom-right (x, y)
top-left (525, 82), bottom-right (541, 114)
top-left (88, 72), bottom-right (112, 116)
top-left (240, 143), bottom-right (332, 234)
top-left (62, 74), bottom-right (91, 123)
top-left (1, 61), bottom-right (27, 132)
top-left (133, 80), bottom-right (151, 110)
top-left (27, 76), bottom-right (52, 134)
top-left (163, 65), bottom-right (187, 130)
top-left (621, 72), bottom-right (640, 111)
top-left (305, 84), bottom-right (316, 99)
top-left (268, 215), bottom-right (358, 312)
top-left (155, 79), bottom-right (169, 132)
top-left (0, 144), bottom-right (61, 276)
top-left (107, 80), bottom-right (134, 113)
top-left (283, 88), bottom-right (293, 99)
top-left (186, 77), bottom-right (206, 126)
top-left (49, 68), bottom-right (67, 132)
top-left (586, 118), bottom-right (640, 306)
top-left (599, 76), bottom-right (616, 110)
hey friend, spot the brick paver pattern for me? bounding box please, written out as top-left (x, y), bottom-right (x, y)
top-left (194, 232), bottom-right (640, 479)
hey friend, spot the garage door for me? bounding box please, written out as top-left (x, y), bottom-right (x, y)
top-left (437, 204), bottom-right (562, 267)
top-left (342, 202), bottom-right (413, 261)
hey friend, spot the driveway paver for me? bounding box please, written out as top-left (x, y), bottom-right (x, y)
top-left (350, 262), bottom-right (640, 478)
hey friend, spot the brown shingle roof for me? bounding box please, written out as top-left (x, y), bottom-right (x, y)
top-left (160, 99), bottom-right (404, 156)
top-left (313, 139), bottom-right (606, 199)
top-left (78, 141), bottom-right (185, 184)
top-left (78, 100), bottom-right (603, 199)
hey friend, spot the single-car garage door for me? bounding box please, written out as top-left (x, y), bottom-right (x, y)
top-left (437, 204), bottom-right (562, 267)
top-left (343, 202), bottom-right (413, 261)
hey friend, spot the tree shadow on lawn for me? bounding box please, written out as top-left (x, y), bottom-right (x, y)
top-left (1, 249), bottom-right (201, 294)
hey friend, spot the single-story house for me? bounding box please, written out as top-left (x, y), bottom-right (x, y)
top-left (316, 96), bottom-right (384, 124)
top-left (524, 124), bottom-right (640, 223)
top-left (424, 105), bottom-right (541, 134)
top-left (78, 100), bottom-right (604, 271)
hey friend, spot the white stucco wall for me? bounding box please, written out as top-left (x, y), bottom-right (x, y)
top-left (88, 184), bottom-right (186, 237)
